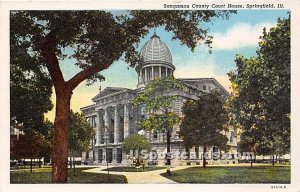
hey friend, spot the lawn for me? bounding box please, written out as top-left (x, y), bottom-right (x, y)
top-left (161, 165), bottom-right (290, 184)
top-left (102, 166), bottom-right (165, 172)
top-left (10, 167), bottom-right (127, 184)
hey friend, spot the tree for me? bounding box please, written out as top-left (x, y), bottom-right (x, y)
top-left (69, 111), bottom-right (95, 175)
top-left (11, 130), bottom-right (51, 173)
top-left (11, 10), bottom-right (235, 182)
top-left (132, 76), bottom-right (185, 175)
top-left (227, 15), bottom-right (290, 165)
top-left (124, 134), bottom-right (151, 158)
top-left (179, 91), bottom-right (228, 168)
top-left (10, 27), bottom-right (53, 133)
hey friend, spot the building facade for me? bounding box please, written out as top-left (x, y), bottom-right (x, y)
top-left (81, 33), bottom-right (238, 166)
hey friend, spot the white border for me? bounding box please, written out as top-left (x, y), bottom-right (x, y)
top-left (1, 1), bottom-right (300, 192)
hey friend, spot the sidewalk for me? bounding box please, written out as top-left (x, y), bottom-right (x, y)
top-left (83, 166), bottom-right (192, 184)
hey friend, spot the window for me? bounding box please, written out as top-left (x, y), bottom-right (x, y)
top-left (213, 146), bottom-right (218, 152)
top-left (153, 130), bottom-right (158, 139)
top-left (203, 85), bottom-right (207, 91)
top-left (147, 69), bottom-right (151, 82)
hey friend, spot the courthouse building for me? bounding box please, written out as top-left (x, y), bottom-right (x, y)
top-left (81, 33), bottom-right (238, 166)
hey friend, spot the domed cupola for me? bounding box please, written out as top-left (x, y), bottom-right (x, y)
top-left (136, 32), bottom-right (176, 88)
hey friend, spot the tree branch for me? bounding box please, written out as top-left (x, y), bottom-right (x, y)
top-left (67, 64), bottom-right (109, 91)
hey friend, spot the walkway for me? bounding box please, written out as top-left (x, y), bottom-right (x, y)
top-left (83, 166), bottom-right (192, 184)
top-left (83, 163), bottom-right (270, 184)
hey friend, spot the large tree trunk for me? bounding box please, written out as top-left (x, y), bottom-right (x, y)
top-left (41, 31), bottom-right (106, 183)
top-left (203, 144), bottom-right (207, 168)
top-left (166, 129), bottom-right (171, 176)
top-left (272, 155), bottom-right (275, 167)
top-left (52, 92), bottom-right (72, 183)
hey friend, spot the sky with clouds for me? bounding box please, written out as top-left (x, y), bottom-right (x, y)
top-left (45, 10), bottom-right (289, 122)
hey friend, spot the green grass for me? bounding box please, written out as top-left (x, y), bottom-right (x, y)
top-left (161, 165), bottom-right (290, 184)
top-left (103, 166), bottom-right (165, 172)
top-left (10, 167), bottom-right (127, 184)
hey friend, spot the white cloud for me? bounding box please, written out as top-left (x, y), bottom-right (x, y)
top-left (211, 22), bottom-right (276, 50)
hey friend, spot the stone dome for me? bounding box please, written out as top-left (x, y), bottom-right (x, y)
top-left (139, 33), bottom-right (172, 64)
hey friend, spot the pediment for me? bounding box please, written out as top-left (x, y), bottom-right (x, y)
top-left (92, 87), bottom-right (127, 101)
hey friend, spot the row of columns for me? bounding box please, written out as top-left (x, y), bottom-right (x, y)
top-left (139, 66), bottom-right (173, 84)
top-left (96, 103), bottom-right (131, 145)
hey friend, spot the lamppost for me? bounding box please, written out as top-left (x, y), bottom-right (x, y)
top-left (103, 128), bottom-right (110, 180)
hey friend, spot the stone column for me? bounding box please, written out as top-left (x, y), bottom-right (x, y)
top-left (104, 107), bottom-right (110, 143)
top-left (145, 68), bottom-right (148, 83)
top-left (104, 108), bottom-right (109, 128)
top-left (102, 148), bottom-right (107, 165)
top-left (121, 150), bottom-right (128, 165)
top-left (114, 105), bottom-right (120, 144)
top-left (112, 148), bottom-right (117, 164)
top-left (98, 110), bottom-right (103, 145)
top-left (95, 115), bottom-right (99, 146)
top-left (152, 66), bottom-right (154, 80)
top-left (166, 67), bottom-right (168, 77)
top-left (124, 104), bottom-right (130, 139)
top-left (159, 66), bottom-right (162, 78)
top-left (139, 70), bottom-right (142, 83)
top-left (94, 149), bottom-right (98, 164)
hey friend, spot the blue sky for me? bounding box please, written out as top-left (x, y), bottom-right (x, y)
top-left (46, 10), bottom-right (289, 121)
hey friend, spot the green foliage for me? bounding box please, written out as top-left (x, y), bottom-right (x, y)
top-left (228, 15), bottom-right (290, 156)
top-left (10, 33), bottom-right (53, 132)
top-left (132, 76), bottom-right (185, 131)
top-left (124, 134), bottom-right (151, 154)
top-left (179, 91), bottom-right (228, 148)
top-left (69, 111), bottom-right (95, 152)
top-left (11, 10), bottom-right (235, 84)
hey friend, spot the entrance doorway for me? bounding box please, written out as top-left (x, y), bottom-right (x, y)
top-left (106, 148), bottom-right (113, 163)
top-left (98, 149), bottom-right (103, 163)
top-left (117, 148), bottom-right (122, 163)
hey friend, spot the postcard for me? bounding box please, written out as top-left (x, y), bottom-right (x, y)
top-left (0, 0), bottom-right (299, 192)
